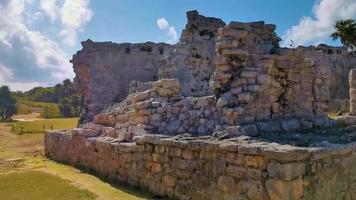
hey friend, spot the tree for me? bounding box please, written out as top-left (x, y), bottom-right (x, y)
top-left (0, 86), bottom-right (16, 120)
top-left (58, 98), bottom-right (72, 117)
top-left (331, 19), bottom-right (356, 51)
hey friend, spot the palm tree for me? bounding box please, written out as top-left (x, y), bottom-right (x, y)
top-left (331, 19), bottom-right (356, 52)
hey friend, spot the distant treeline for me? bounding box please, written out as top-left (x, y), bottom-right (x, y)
top-left (13, 79), bottom-right (82, 118)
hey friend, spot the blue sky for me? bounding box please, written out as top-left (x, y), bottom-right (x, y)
top-left (0, 0), bottom-right (355, 91)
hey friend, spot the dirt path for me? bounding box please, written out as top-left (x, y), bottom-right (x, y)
top-left (0, 117), bottom-right (155, 200)
top-left (12, 112), bottom-right (43, 121)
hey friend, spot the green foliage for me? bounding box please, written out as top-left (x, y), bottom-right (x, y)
top-left (17, 100), bottom-right (61, 118)
top-left (12, 118), bottom-right (78, 134)
top-left (59, 98), bottom-right (72, 117)
top-left (0, 171), bottom-right (96, 200)
top-left (0, 86), bottom-right (17, 120)
top-left (331, 19), bottom-right (356, 51)
top-left (13, 79), bottom-right (82, 118)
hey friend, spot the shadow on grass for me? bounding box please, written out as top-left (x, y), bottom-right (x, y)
top-left (51, 159), bottom-right (170, 200)
top-left (0, 119), bottom-right (17, 123)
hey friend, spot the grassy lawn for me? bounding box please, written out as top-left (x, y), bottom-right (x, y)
top-left (17, 99), bottom-right (61, 118)
top-left (0, 171), bottom-right (96, 200)
top-left (0, 116), bottom-right (156, 200)
top-left (12, 118), bottom-right (79, 134)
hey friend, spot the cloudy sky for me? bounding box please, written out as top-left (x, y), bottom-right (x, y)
top-left (0, 0), bottom-right (355, 91)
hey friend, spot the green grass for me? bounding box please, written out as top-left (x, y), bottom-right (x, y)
top-left (12, 118), bottom-right (78, 134)
top-left (17, 100), bottom-right (61, 118)
top-left (0, 171), bottom-right (97, 200)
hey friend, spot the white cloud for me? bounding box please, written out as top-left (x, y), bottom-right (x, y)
top-left (283, 0), bottom-right (356, 47)
top-left (39, 0), bottom-right (93, 46)
top-left (156, 17), bottom-right (178, 44)
top-left (0, 0), bottom-right (75, 91)
top-left (157, 17), bottom-right (169, 30)
top-left (40, 0), bottom-right (59, 21)
top-left (60, 0), bottom-right (93, 46)
top-left (0, 64), bottom-right (40, 91)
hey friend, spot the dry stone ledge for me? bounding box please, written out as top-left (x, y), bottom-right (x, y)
top-left (45, 131), bottom-right (356, 200)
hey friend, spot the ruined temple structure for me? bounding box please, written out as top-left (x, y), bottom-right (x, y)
top-left (46, 11), bottom-right (356, 200)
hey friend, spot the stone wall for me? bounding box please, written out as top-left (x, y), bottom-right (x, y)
top-left (350, 69), bottom-right (356, 115)
top-left (158, 10), bottom-right (225, 97)
top-left (72, 40), bottom-right (173, 123)
top-left (93, 79), bottom-right (221, 137)
top-left (45, 132), bottom-right (356, 200)
top-left (73, 11), bottom-right (356, 124)
top-left (295, 45), bottom-right (356, 100)
top-left (211, 22), bottom-right (329, 126)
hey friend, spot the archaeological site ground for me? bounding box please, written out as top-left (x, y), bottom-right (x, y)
top-left (45, 11), bottom-right (356, 200)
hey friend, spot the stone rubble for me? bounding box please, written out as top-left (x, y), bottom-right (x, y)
top-left (73, 11), bottom-right (356, 123)
top-left (46, 10), bottom-right (356, 200)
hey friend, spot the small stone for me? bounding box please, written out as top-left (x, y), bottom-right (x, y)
top-left (162, 175), bottom-right (177, 187)
top-left (241, 70), bottom-right (258, 78)
top-left (217, 176), bottom-right (235, 193)
top-left (266, 179), bottom-right (304, 200)
top-left (267, 162), bottom-right (306, 180)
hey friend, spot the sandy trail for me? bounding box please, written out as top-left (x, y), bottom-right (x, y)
top-left (12, 112), bottom-right (43, 122)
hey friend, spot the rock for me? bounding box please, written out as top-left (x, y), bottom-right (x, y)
top-left (217, 176), bottom-right (235, 193)
top-left (71, 128), bottom-right (100, 138)
top-left (267, 162), bottom-right (306, 180)
top-left (226, 125), bottom-right (258, 136)
top-left (167, 120), bottom-right (181, 134)
top-left (217, 93), bottom-right (233, 108)
top-left (163, 175), bottom-right (177, 187)
top-left (281, 119), bottom-right (301, 132)
top-left (175, 181), bottom-right (191, 200)
top-left (266, 179), bottom-right (304, 200)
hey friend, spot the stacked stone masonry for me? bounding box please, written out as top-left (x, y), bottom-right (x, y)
top-left (45, 133), bottom-right (356, 200)
top-left (212, 22), bottom-right (330, 126)
top-left (73, 11), bottom-right (356, 123)
top-left (350, 69), bottom-right (356, 115)
top-left (46, 10), bottom-right (356, 200)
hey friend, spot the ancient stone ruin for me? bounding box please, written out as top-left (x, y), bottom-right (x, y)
top-left (46, 11), bottom-right (356, 200)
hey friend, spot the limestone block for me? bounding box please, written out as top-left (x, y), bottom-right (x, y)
top-left (266, 179), bottom-right (304, 200)
top-left (230, 79), bottom-right (247, 88)
top-left (239, 93), bottom-right (252, 101)
top-left (245, 155), bottom-right (265, 169)
top-left (71, 128), bottom-right (100, 138)
top-left (217, 93), bottom-right (233, 108)
top-left (221, 48), bottom-right (249, 56)
top-left (133, 101), bottom-right (150, 110)
top-left (116, 115), bottom-right (129, 123)
top-left (246, 84), bottom-right (261, 92)
top-left (226, 165), bottom-right (246, 178)
top-left (241, 70), bottom-right (258, 78)
top-left (166, 120), bottom-right (181, 134)
top-left (162, 175), bottom-right (177, 187)
top-left (83, 123), bottom-right (103, 132)
top-left (267, 162), bottom-right (306, 180)
top-left (240, 180), bottom-right (267, 200)
top-left (132, 90), bottom-right (151, 102)
top-left (217, 176), bottom-right (235, 193)
top-left (174, 181), bottom-right (191, 200)
top-left (280, 119), bottom-right (301, 132)
top-left (227, 125), bottom-right (258, 136)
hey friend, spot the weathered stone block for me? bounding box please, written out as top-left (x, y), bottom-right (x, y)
top-left (267, 162), bottom-right (306, 180)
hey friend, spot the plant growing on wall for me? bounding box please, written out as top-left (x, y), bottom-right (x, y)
top-left (331, 19), bottom-right (356, 52)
